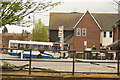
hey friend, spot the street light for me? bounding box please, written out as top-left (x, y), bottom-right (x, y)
top-left (28, 12), bottom-right (39, 28)
top-left (32, 11), bottom-right (42, 28)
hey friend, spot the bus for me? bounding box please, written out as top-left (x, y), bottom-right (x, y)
top-left (8, 40), bottom-right (61, 59)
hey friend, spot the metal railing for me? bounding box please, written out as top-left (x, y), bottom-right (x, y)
top-left (0, 48), bottom-right (120, 76)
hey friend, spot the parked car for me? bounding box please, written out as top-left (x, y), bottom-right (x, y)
top-left (97, 53), bottom-right (106, 60)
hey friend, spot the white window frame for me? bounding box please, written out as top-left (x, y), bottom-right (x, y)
top-left (82, 28), bottom-right (86, 36)
top-left (103, 31), bottom-right (106, 38)
top-left (109, 31), bottom-right (112, 38)
top-left (76, 28), bottom-right (81, 36)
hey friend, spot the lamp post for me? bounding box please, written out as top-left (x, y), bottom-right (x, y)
top-left (32, 13), bottom-right (34, 28)
top-left (28, 11), bottom-right (41, 28)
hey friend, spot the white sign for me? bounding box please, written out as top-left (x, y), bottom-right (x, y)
top-left (59, 26), bottom-right (63, 30)
top-left (84, 41), bottom-right (87, 46)
top-left (58, 33), bottom-right (63, 37)
top-left (58, 26), bottom-right (64, 38)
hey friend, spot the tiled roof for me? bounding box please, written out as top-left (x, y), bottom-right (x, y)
top-left (49, 12), bottom-right (83, 30)
top-left (49, 12), bottom-right (118, 31)
top-left (3, 33), bottom-right (22, 36)
top-left (93, 13), bottom-right (118, 31)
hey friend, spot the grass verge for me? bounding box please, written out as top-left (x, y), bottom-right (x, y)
top-left (1, 71), bottom-right (120, 78)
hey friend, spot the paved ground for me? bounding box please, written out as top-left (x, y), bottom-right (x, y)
top-left (1, 54), bottom-right (119, 73)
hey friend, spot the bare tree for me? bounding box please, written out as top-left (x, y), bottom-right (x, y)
top-left (113, 0), bottom-right (120, 18)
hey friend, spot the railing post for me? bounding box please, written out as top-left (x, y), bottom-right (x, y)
top-left (117, 51), bottom-right (120, 76)
top-left (29, 49), bottom-right (32, 74)
top-left (72, 51), bottom-right (75, 75)
top-left (1, 48), bottom-right (3, 54)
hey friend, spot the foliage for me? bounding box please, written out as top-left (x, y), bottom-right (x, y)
top-left (0, 0), bottom-right (61, 26)
top-left (2, 60), bottom-right (29, 70)
top-left (2, 60), bottom-right (14, 69)
top-left (31, 20), bottom-right (49, 42)
top-left (113, 0), bottom-right (120, 12)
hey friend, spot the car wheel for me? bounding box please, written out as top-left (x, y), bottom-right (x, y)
top-left (37, 54), bottom-right (42, 59)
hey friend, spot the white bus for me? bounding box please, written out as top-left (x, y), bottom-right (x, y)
top-left (8, 40), bottom-right (61, 59)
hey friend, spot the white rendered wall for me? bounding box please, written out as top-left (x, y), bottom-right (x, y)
top-left (101, 31), bottom-right (113, 47)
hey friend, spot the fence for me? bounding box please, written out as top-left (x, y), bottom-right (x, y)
top-left (0, 48), bottom-right (120, 76)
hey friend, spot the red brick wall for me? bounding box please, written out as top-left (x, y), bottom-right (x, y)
top-left (73, 11), bottom-right (100, 50)
top-left (2, 33), bottom-right (30, 48)
top-left (113, 27), bottom-right (117, 42)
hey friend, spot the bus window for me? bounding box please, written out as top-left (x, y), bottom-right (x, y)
top-left (44, 45), bottom-right (49, 49)
top-left (48, 45), bottom-right (52, 49)
top-left (9, 40), bottom-right (54, 50)
top-left (38, 45), bottom-right (44, 49)
top-left (10, 43), bottom-right (14, 48)
top-left (32, 45), bottom-right (38, 50)
top-left (52, 46), bottom-right (60, 50)
top-left (26, 44), bottom-right (30, 49)
top-left (13, 43), bottom-right (18, 48)
top-left (19, 44), bottom-right (24, 49)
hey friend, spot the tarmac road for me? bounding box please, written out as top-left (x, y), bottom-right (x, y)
top-left (1, 54), bottom-right (118, 73)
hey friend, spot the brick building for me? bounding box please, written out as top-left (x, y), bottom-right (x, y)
top-left (1, 30), bottom-right (30, 48)
top-left (109, 20), bottom-right (120, 50)
top-left (49, 11), bottom-right (118, 50)
top-left (73, 11), bottom-right (101, 50)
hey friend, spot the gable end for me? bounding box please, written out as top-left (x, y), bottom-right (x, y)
top-left (73, 11), bottom-right (102, 30)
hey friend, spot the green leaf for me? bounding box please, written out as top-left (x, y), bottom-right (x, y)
top-left (31, 20), bottom-right (49, 42)
top-left (0, 0), bottom-right (61, 27)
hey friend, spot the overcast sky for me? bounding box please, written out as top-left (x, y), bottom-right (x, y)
top-left (51, 0), bottom-right (118, 12)
top-left (27, 0), bottom-right (119, 26)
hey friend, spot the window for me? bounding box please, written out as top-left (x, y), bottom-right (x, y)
top-left (82, 28), bottom-right (86, 36)
top-left (109, 31), bottom-right (112, 38)
top-left (76, 28), bottom-right (81, 36)
top-left (103, 32), bottom-right (106, 38)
